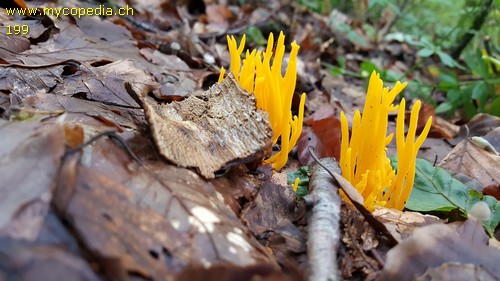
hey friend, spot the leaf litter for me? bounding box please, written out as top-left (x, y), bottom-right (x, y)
top-left (0, 0), bottom-right (499, 280)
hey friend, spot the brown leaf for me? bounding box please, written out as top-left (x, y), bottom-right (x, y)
top-left (429, 114), bottom-right (460, 140)
top-left (483, 184), bottom-right (500, 200)
top-left (0, 10), bottom-right (39, 62)
top-left (420, 103), bottom-right (459, 139)
top-left (1, 15), bottom-right (196, 100)
top-left (240, 179), bottom-right (306, 277)
top-left (241, 181), bottom-right (305, 252)
top-left (380, 219), bottom-right (500, 281)
top-left (139, 48), bottom-right (190, 71)
top-left (77, 15), bottom-right (133, 43)
top-left (0, 59), bottom-right (159, 108)
top-left (54, 131), bottom-right (277, 280)
top-left (54, 60), bottom-right (158, 107)
top-left (439, 129), bottom-right (500, 188)
top-left (0, 120), bottom-right (65, 240)
top-left (339, 204), bottom-right (381, 279)
top-left (142, 74), bottom-right (273, 178)
top-left (0, 237), bottom-right (101, 281)
top-left (297, 117), bottom-right (341, 166)
top-left (451, 113), bottom-right (500, 146)
top-left (373, 208), bottom-right (443, 241)
top-left (0, 64), bottom-right (66, 100)
top-left (205, 4), bottom-right (234, 24)
top-left (177, 263), bottom-right (292, 281)
top-left (416, 262), bottom-right (497, 281)
top-left (22, 93), bottom-right (142, 132)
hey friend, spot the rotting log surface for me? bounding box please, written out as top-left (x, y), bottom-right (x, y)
top-left (143, 74), bottom-right (273, 178)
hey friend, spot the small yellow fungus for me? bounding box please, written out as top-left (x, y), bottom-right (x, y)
top-left (340, 71), bottom-right (432, 211)
top-left (291, 177), bottom-right (300, 192)
top-left (219, 32), bottom-right (306, 170)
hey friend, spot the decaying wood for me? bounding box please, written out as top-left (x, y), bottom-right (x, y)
top-left (306, 158), bottom-right (341, 281)
top-left (141, 74), bottom-right (273, 178)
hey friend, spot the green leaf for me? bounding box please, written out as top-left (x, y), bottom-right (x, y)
top-left (338, 57), bottom-right (346, 68)
top-left (435, 101), bottom-right (453, 114)
top-left (397, 158), bottom-right (499, 236)
top-left (487, 96), bottom-right (500, 117)
top-left (362, 23), bottom-right (377, 40)
top-left (330, 67), bottom-right (344, 76)
top-left (417, 48), bottom-right (434, 57)
top-left (347, 30), bottom-right (368, 47)
top-left (471, 81), bottom-right (486, 99)
top-left (436, 51), bottom-right (459, 68)
top-left (360, 60), bottom-right (380, 75)
top-left (471, 81), bottom-right (487, 111)
top-left (243, 26), bottom-right (267, 46)
top-left (418, 36), bottom-right (434, 49)
top-left (295, 185), bottom-right (308, 197)
top-left (335, 23), bottom-right (351, 33)
top-left (287, 166), bottom-right (310, 197)
top-left (464, 50), bottom-right (489, 78)
top-left (446, 89), bottom-right (461, 104)
top-left (461, 84), bottom-right (479, 119)
top-left (439, 72), bottom-right (458, 83)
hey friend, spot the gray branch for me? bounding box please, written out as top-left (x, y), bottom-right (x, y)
top-left (306, 158), bottom-right (341, 281)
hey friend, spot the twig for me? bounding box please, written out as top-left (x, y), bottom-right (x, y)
top-left (64, 130), bottom-right (143, 165)
top-left (306, 157), bottom-right (341, 281)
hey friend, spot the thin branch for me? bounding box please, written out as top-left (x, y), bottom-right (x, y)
top-left (306, 157), bottom-right (341, 281)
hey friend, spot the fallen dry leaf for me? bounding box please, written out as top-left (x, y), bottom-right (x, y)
top-left (0, 237), bottom-right (101, 281)
top-left (53, 130), bottom-right (277, 280)
top-left (241, 181), bottom-right (305, 253)
top-left (1, 59), bottom-right (158, 107)
top-left (1, 14), bottom-right (196, 101)
top-left (55, 60), bottom-right (158, 107)
top-left (450, 113), bottom-right (500, 146)
top-left (297, 117), bottom-right (342, 166)
top-left (373, 208), bottom-right (443, 242)
top-left (439, 129), bottom-right (500, 189)
top-left (0, 10), bottom-right (38, 62)
top-left (240, 179), bottom-right (307, 277)
top-left (0, 120), bottom-right (65, 240)
top-left (380, 219), bottom-right (500, 281)
top-left (339, 204), bottom-right (381, 279)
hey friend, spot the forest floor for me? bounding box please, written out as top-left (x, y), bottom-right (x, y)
top-left (0, 1), bottom-right (499, 280)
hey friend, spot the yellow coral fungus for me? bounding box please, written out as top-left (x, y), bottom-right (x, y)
top-left (219, 32), bottom-right (306, 170)
top-left (340, 71), bottom-right (432, 211)
top-left (291, 177), bottom-right (300, 192)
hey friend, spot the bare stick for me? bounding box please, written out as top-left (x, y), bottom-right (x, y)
top-left (306, 158), bottom-right (341, 281)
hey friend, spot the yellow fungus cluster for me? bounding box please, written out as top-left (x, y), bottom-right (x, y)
top-left (219, 32), bottom-right (306, 170)
top-left (340, 71), bottom-right (432, 211)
